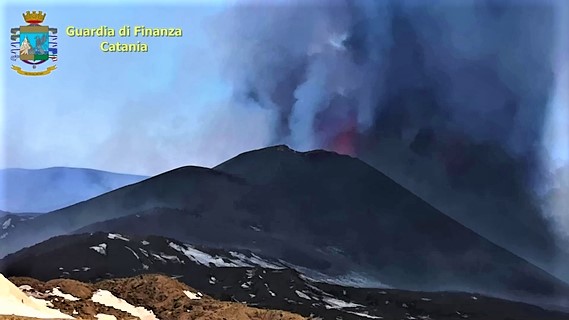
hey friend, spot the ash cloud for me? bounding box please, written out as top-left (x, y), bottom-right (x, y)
top-left (211, 0), bottom-right (557, 158)
top-left (541, 0), bottom-right (569, 242)
top-left (210, 0), bottom-right (569, 272)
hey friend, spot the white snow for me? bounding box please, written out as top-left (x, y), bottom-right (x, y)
top-left (183, 290), bottom-right (201, 300)
top-left (323, 297), bottom-right (362, 309)
top-left (151, 253), bottom-right (167, 263)
top-left (0, 233), bottom-right (8, 239)
top-left (295, 290), bottom-right (312, 300)
top-left (250, 225), bottom-right (261, 232)
top-left (90, 243), bottom-right (107, 255)
top-left (229, 252), bottom-right (284, 269)
top-left (141, 240), bottom-right (150, 245)
top-left (124, 246), bottom-right (139, 260)
top-left (108, 233), bottom-right (129, 241)
top-left (91, 289), bottom-right (158, 320)
top-left (139, 248), bottom-right (149, 257)
top-left (18, 285), bottom-right (33, 291)
top-left (0, 273), bottom-right (74, 319)
top-left (169, 242), bottom-right (286, 269)
top-left (264, 283), bottom-right (276, 297)
top-left (2, 218), bottom-right (11, 230)
top-left (52, 288), bottom-right (80, 301)
top-left (226, 252), bottom-right (255, 267)
top-left (421, 297), bottom-right (431, 301)
top-left (95, 314), bottom-right (117, 320)
top-left (209, 277), bottom-right (217, 285)
top-left (169, 242), bottom-right (238, 267)
top-left (159, 254), bottom-right (182, 263)
top-left (295, 268), bottom-right (390, 289)
top-left (347, 311), bottom-right (383, 319)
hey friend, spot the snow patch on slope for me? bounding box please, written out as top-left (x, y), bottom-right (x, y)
top-left (347, 311), bottom-right (383, 319)
top-left (124, 246), bottom-right (139, 260)
top-left (2, 218), bottom-right (11, 230)
top-left (323, 297), bottom-right (362, 309)
top-left (229, 251), bottom-right (284, 269)
top-left (90, 243), bottom-right (107, 255)
top-left (168, 242), bottom-right (284, 269)
top-left (108, 233), bottom-right (129, 241)
top-left (91, 289), bottom-right (158, 320)
top-left (295, 267), bottom-right (390, 289)
top-left (295, 290), bottom-right (312, 300)
top-left (159, 254), bottom-right (183, 263)
top-left (168, 242), bottom-right (241, 267)
top-left (184, 290), bottom-right (202, 300)
top-left (51, 288), bottom-right (80, 301)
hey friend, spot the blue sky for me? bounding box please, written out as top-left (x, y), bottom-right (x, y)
top-left (1, 0), bottom-right (275, 175)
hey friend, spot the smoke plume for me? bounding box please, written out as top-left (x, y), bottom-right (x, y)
top-left (209, 0), bottom-right (569, 264)
top-left (542, 0), bottom-right (569, 242)
top-left (212, 0), bottom-right (557, 155)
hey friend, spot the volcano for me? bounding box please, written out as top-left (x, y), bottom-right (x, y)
top-left (1, 146), bottom-right (568, 310)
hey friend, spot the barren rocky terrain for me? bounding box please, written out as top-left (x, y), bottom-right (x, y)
top-left (3, 274), bottom-right (306, 320)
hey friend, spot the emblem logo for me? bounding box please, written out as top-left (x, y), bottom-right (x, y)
top-left (10, 11), bottom-right (58, 76)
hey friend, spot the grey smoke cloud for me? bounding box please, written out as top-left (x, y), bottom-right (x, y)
top-left (209, 0), bottom-right (567, 247)
top-left (210, 0), bottom-right (391, 152)
top-left (211, 0), bottom-right (558, 156)
top-left (542, 0), bottom-right (569, 242)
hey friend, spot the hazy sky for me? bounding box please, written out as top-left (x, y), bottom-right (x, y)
top-left (1, 0), bottom-right (274, 175)
top-left (1, 0), bottom-right (567, 178)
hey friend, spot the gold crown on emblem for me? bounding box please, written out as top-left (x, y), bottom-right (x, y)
top-left (23, 11), bottom-right (46, 24)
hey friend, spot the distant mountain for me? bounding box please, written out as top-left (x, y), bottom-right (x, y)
top-left (2, 232), bottom-right (569, 320)
top-left (0, 167), bottom-right (147, 213)
top-left (2, 146), bottom-right (568, 309)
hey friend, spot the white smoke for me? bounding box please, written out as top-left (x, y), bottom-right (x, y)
top-left (541, 0), bottom-right (569, 242)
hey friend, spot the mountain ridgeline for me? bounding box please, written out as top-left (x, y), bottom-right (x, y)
top-left (0, 167), bottom-right (147, 213)
top-left (1, 145), bottom-right (568, 309)
top-left (3, 232), bottom-right (569, 320)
